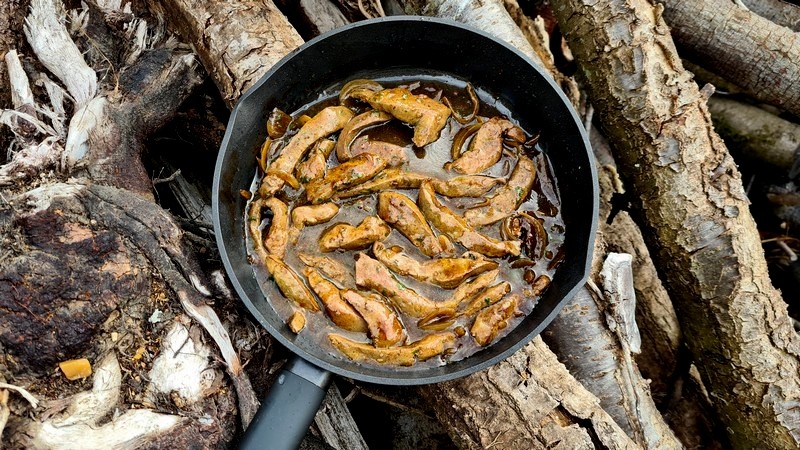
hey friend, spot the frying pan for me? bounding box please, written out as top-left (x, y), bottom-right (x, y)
top-left (212, 16), bottom-right (598, 450)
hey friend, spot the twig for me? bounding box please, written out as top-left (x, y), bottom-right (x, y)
top-left (0, 382), bottom-right (40, 408)
top-left (777, 241), bottom-right (798, 262)
top-left (153, 168), bottom-right (182, 185)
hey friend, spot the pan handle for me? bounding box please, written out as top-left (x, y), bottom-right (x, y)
top-left (239, 356), bottom-right (331, 450)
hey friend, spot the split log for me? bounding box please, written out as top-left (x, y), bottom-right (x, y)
top-left (742, 0), bottom-right (800, 33)
top-left (657, 0), bottom-right (800, 118)
top-left (707, 96), bottom-right (800, 172)
top-left (552, 0), bottom-right (800, 447)
top-left (160, 0), bottom-right (304, 108)
top-left (314, 384), bottom-right (368, 450)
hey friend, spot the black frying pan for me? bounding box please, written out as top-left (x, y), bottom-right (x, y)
top-left (213, 16), bottom-right (598, 450)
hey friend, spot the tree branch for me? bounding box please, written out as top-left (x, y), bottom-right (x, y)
top-left (552, 0), bottom-right (800, 447)
top-left (658, 0), bottom-right (800, 117)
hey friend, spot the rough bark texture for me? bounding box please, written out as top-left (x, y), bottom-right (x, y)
top-left (552, 0), bottom-right (800, 447)
top-left (742, 0), bottom-right (800, 33)
top-left (658, 0), bottom-right (800, 118)
top-left (544, 286), bottom-right (681, 449)
top-left (422, 337), bottom-right (639, 450)
top-left (707, 96), bottom-right (800, 172)
top-left (160, 0), bottom-right (304, 109)
top-left (592, 132), bottom-right (681, 401)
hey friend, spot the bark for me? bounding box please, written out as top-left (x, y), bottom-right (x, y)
top-left (707, 96), bottom-right (800, 172)
top-left (552, 0), bottom-right (800, 447)
top-left (658, 0), bottom-right (800, 118)
top-left (422, 337), bottom-right (639, 450)
top-left (742, 0), bottom-right (800, 33)
top-left (592, 132), bottom-right (681, 401)
top-left (160, 0), bottom-right (304, 109)
top-left (543, 284), bottom-right (681, 449)
top-left (314, 384), bottom-right (368, 450)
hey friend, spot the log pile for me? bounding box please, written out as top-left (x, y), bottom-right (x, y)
top-left (1, 0), bottom-right (799, 448)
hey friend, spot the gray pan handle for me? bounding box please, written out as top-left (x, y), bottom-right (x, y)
top-left (239, 356), bottom-right (331, 450)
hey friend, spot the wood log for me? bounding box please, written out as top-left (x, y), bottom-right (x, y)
top-left (552, 0), bottom-right (800, 447)
top-left (591, 132), bottom-right (681, 401)
top-left (742, 0), bottom-right (800, 33)
top-left (422, 337), bottom-right (639, 449)
top-left (707, 96), bottom-right (800, 172)
top-left (314, 384), bottom-right (368, 450)
top-left (160, 0), bottom-right (304, 108)
top-left (657, 0), bottom-right (800, 118)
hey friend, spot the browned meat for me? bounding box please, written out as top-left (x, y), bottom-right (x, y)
top-left (305, 153), bottom-right (388, 204)
top-left (264, 255), bottom-right (320, 312)
top-left (470, 295), bottom-right (520, 346)
top-left (304, 267), bottom-right (368, 333)
top-left (465, 155), bottom-right (536, 226)
top-left (341, 289), bottom-right (406, 347)
top-left (328, 332), bottom-right (456, 366)
top-left (372, 242), bottom-right (497, 289)
top-left (368, 87), bottom-right (451, 147)
top-left (319, 216), bottom-right (391, 252)
top-left (377, 191), bottom-right (451, 257)
top-left (446, 117), bottom-right (525, 174)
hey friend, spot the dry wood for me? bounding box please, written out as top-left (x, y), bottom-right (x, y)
top-left (314, 384), bottom-right (368, 450)
top-left (592, 133), bottom-right (681, 401)
top-left (742, 0), bottom-right (800, 32)
top-left (658, 0), bottom-right (800, 117)
top-left (552, 0), bottom-right (800, 447)
top-left (422, 336), bottom-right (639, 449)
top-left (160, 0), bottom-right (304, 108)
top-left (707, 96), bottom-right (800, 172)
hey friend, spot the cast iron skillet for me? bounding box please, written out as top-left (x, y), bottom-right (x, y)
top-left (213, 16), bottom-right (597, 450)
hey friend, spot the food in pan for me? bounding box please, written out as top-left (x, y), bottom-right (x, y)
top-left (245, 78), bottom-right (564, 367)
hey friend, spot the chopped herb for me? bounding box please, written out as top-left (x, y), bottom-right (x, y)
top-left (484, 297), bottom-right (491, 306)
top-left (515, 186), bottom-right (524, 199)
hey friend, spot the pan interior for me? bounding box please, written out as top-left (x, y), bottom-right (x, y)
top-left (213, 17), bottom-right (597, 385)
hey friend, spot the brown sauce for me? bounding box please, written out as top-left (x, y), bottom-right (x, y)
top-left (245, 75), bottom-right (565, 370)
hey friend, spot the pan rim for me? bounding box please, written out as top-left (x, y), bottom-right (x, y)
top-left (212, 15), bottom-right (598, 385)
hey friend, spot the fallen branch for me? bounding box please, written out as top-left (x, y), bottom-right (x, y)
top-left (552, 0), bottom-right (800, 447)
top-left (707, 96), bottom-right (800, 172)
top-left (742, 0), bottom-right (800, 33)
top-left (161, 0), bottom-right (304, 108)
top-left (658, 0), bottom-right (800, 117)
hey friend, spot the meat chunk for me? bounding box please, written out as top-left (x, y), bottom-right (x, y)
top-left (354, 253), bottom-right (448, 318)
top-left (446, 117), bottom-right (525, 174)
top-left (296, 139), bottom-right (335, 184)
top-left (341, 289), bottom-right (406, 347)
top-left (304, 267), bottom-right (367, 333)
top-left (248, 197), bottom-right (289, 259)
top-left (328, 332), bottom-right (456, 366)
top-left (377, 191), bottom-right (451, 257)
top-left (264, 255), bottom-right (320, 312)
top-left (305, 153), bottom-right (387, 204)
top-left (319, 216), bottom-right (390, 252)
top-left (259, 106), bottom-right (354, 197)
top-left (431, 175), bottom-right (504, 198)
top-left (460, 282), bottom-right (512, 317)
top-left (373, 242), bottom-right (497, 289)
top-left (465, 155), bottom-right (536, 227)
top-left (417, 182), bottom-right (521, 257)
top-left (368, 87), bottom-right (451, 147)
top-left (297, 253), bottom-right (353, 287)
top-left (349, 136), bottom-right (408, 167)
top-left (470, 295), bottom-right (520, 346)
top-left (292, 203), bottom-right (339, 230)
top-left (335, 169), bottom-right (430, 199)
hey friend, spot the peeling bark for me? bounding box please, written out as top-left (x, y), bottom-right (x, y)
top-left (658, 0), bottom-right (800, 117)
top-left (552, 0), bottom-right (800, 447)
top-left (160, 0), bottom-right (304, 108)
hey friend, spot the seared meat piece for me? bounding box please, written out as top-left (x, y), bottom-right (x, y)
top-left (329, 332), bottom-right (456, 366)
top-left (304, 267), bottom-right (367, 333)
top-left (377, 191), bottom-right (451, 257)
top-left (319, 216), bottom-right (390, 252)
top-left (417, 182), bottom-right (521, 257)
top-left (446, 117), bottom-right (525, 174)
top-left (260, 106), bottom-right (354, 197)
top-left (465, 155), bottom-right (536, 227)
top-left (368, 87), bottom-right (451, 147)
top-left (373, 242), bottom-right (497, 289)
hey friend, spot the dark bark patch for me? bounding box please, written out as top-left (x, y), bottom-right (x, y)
top-left (0, 205), bottom-right (149, 371)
